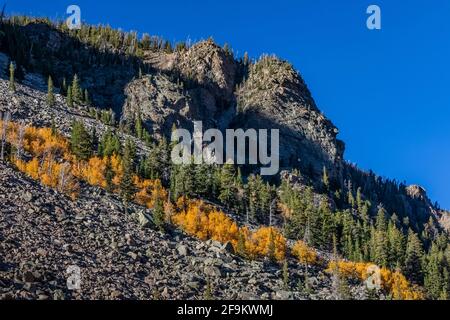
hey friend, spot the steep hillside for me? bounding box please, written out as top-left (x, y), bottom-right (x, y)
top-left (0, 162), bottom-right (370, 300)
top-left (0, 17), bottom-right (449, 300)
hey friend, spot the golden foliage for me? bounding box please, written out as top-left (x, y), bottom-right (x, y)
top-left (172, 200), bottom-right (240, 246)
top-left (326, 260), bottom-right (424, 300)
top-left (134, 177), bottom-right (167, 209)
top-left (80, 156), bottom-right (107, 188)
top-left (172, 199), bottom-right (286, 261)
top-left (13, 156), bottom-right (78, 199)
top-left (243, 226), bottom-right (287, 261)
top-left (292, 240), bottom-right (319, 265)
top-left (110, 153), bottom-right (123, 186)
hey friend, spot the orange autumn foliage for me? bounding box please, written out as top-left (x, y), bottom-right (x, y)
top-left (292, 240), bottom-right (319, 265)
top-left (242, 226), bottom-right (287, 261)
top-left (134, 177), bottom-right (167, 209)
top-left (79, 156), bottom-right (107, 188)
top-left (13, 156), bottom-right (78, 199)
top-left (1, 120), bottom-right (68, 157)
top-left (172, 199), bottom-right (287, 261)
top-left (326, 260), bottom-right (424, 300)
top-left (110, 153), bottom-right (123, 186)
top-left (172, 200), bottom-right (240, 246)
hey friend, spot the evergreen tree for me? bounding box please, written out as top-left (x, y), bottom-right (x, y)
top-left (47, 76), bottom-right (55, 107)
top-left (90, 127), bottom-right (98, 152)
top-left (356, 187), bottom-right (363, 211)
top-left (319, 200), bottom-right (335, 251)
top-left (134, 112), bottom-right (143, 139)
top-left (267, 229), bottom-right (276, 262)
top-left (153, 185), bottom-right (165, 232)
top-left (71, 74), bottom-right (82, 102)
top-left (143, 143), bottom-right (162, 180)
top-left (347, 181), bottom-right (355, 208)
top-left (374, 207), bottom-right (389, 267)
top-left (66, 85), bottom-right (73, 108)
top-left (218, 163), bottom-right (237, 209)
top-left (194, 162), bottom-right (212, 198)
top-left (387, 215), bottom-right (405, 269)
top-left (98, 129), bottom-right (121, 157)
top-left (424, 241), bottom-right (449, 300)
top-left (70, 121), bottom-right (92, 161)
top-left (404, 229), bottom-right (424, 284)
top-left (104, 156), bottom-right (115, 193)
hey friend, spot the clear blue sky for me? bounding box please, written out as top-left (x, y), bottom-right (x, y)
top-left (7, 0), bottom-right (450, 208)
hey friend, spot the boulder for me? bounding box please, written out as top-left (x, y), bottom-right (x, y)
top-left (176, 244), bottom-right (189, 256)
top-left (137, 210), bottom-right (153, 228)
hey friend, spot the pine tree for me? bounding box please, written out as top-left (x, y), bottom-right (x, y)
top-left (153, 191), bottom-right (165, 232)
top-left (66, 85), bottom-right (73, 108)
top-left (70, 121), bottom-right (92, 161)
top-left (135, 112), bottom-right (143, 139)
top-left (404, 229), bottom-right (424, 284)
top-left (47, 76), bottom-right (55, 107)
top-left (374, 207), bottom-right (389, 267)
top-left (387, 216), bottom-right (405, 269)
top-left (347, 181), bottom-right (355, 208)
top-left (9, 62), bottom-right (16, 92)
top-left (356, 187), bottom-right (363, 211)
top-left (194, 162), bottom-right (211, 198)
top-left (267, 229), bottom-right (276, 262)
top-left (319, 200), bottom-right (334, 251)
top-left (104, 156), bottom-right (115, 193)
top-left (90, 127), bottom-right (98, 152)
top-left (424, 242), bottom-right (448, 299)
top-left (218, 163), bottom-right (237, 209)
top-left (71, 74), bottom-right (82, 102)
top-left (98, 129), bottom-right (121, 157)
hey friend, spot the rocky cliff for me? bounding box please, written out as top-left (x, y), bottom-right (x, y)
top-left (234, 55), bottom-right (344, 179)
top-left (123, 41), bottom-right (343, 180)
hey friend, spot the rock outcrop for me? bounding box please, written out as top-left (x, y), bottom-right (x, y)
top-left (235, 56), bottom-right (344, 179)
top-left (123, 40), bottom-right (238, 137)
top-left (123, 50), bottom-right (344, 181)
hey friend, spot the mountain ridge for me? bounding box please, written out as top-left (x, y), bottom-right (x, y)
top-left (0, 16), bottom-right (449, 300)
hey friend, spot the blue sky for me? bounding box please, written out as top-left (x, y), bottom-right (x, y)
top-left (7, 0), bottom-right (450, 208)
